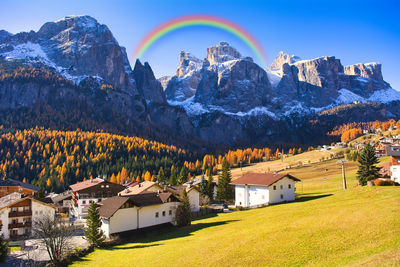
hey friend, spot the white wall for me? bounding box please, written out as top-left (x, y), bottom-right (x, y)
top-left (103, 202), bottom-right (179, 238)
top-left (32, 201), bottom-right (56, 229)
top-left (234, 177), bottom-right (296, 207)
top-left (268, 177), bottom-right (295, 204)
top-left (234, 185), bottom-right (246, 207)
top-left (188, 190), bottom-right (200, 212)
top-left (248, 186), bottom-right (269, 207)
top-left (390, 166), bottom-right (400, 183)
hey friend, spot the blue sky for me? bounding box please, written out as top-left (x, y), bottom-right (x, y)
top-left (1, 0), bottom-right (400, 89)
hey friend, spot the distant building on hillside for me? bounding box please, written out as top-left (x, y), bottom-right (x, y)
top-left (230, 173), bottom-right (301, 208)
top-left (387, 145), bottom-right (400, 183)
top-left (69, 178), bottom-right (125, 219)
top-left (0, 179), bottom-right (40, 198)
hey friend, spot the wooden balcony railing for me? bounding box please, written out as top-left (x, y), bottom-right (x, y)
top-left (9, 210), bottom-right (32, 217)
top-left (8, 221), bottom-right (32, 229)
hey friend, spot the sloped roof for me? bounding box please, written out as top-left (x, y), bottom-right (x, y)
top-left (0, 192), bottom-right (56, 210)
top-left (0, 178), bottom-right (40, 191)
top-left (166, 185), bottom-right (199, 197)
top-left (387, 145), bottom-right (400, 157)
top-left (70, 178), bottom-right (106, 192)
top-left (230, 173), bottom-right (301, 186)
top-left (0, 192), bottom-right (22, 209)
top-left (99, 192), bottom-right (178, 219)
top-left (119, 181), bottom-right (163, 196)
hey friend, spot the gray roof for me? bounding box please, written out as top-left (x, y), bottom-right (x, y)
top-left (0, 178), bottom-right (40, 191)
top-left (387, 146), bottom-right (400, 157)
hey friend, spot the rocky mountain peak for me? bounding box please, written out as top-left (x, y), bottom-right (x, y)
top-left (133, 59), bottom-right (166, 104)
top-left (206, 41), bottom-right (242, 65)
top-left (177, 51), bottom-right (202, 78)
top-left (344, 62), bottom-right (383, 81)
top-left (268, 51), bottom-right (301, 75)
top-left (0, 30), bottom-right (12, 42)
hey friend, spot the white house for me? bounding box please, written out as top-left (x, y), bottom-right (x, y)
top-left (0, 193), bottom-right (56, 239)
top-left (387, 145), bottom-right (400, 183)
top-left (230, 173), bottom-right (301, 208)
top-left (99, 192), bottom-right (180, 238)
top-left (70, 178), bottom-right (125, 219)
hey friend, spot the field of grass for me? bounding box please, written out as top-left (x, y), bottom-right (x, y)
top-left (230, 149), bottom-right (343, 179)
top-left (72, 157), bottom-right (400, 267)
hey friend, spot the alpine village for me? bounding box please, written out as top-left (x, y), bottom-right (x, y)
top-left (0, 4), bottom-right (400, 267)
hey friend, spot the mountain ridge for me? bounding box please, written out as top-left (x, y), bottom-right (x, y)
top-left (1, 15), bottom-right (399, 147)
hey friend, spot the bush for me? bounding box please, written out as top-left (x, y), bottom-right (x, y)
top-left (374, 179), bottom-right (395, 186)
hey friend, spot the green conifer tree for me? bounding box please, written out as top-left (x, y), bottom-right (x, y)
top-left (158, 167), bottom-right (165, 184)
top-left (169, 165), bottom-right (177, 185)
top-left (178, 166), bottom-right (188, 185)
top-left (175, 190), bottom-right (191, 227)
top-left (84, 202), bottom-right (105, 247)
top-left (207, 168), bottom-right (214, 202)
top-left (357, 144), bottom-right (381, 186)
top-left (217, 158), bottom-right (233, 202)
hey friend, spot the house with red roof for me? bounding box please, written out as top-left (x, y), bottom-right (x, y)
top-left (230, 173), bottom-right (301, 208)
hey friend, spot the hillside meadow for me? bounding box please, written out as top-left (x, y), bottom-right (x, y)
top-left (72, 157), bottom-right (400, 266)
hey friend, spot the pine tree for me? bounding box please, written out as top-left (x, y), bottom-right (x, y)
top-left (169, 165), bottom-right (177, 185)
top-left (158, 167), bottom-right (165, 184)
top-left (178, 166), bottom-right (188, 185)
top-left (207, 168), bottom-right (214, 201)
top-left (357, 144), bottom-right (381, 186)
top-left (84, 202), bottom-right (105, 247)
top-left (175, 190), bottom-right (191, 227)
top-left (217, 158), bottom-right (233, 202)
top-left (199, 175), bottom-right (208, 196)
top-left (0, 225), bottom-right (8, 264)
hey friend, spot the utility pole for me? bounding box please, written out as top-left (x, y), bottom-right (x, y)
top-left (337, 159), bottom-right (348, 190)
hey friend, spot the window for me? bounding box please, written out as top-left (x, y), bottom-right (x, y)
top-left (11, 229), bottom-right (17, 236)
top-left (82, 201), bottom-right (86, 204)
top-left (106, 185), bottom-right (109, 188)
top-left (162, 211), bottom-right (166, 217)
top-left (101, 185), bottom-right (104, 188)
top-left (12, 207), bottom-right (17, 212)
top-left (288, 184), bottom-right (291, 189)
top-left (280, 185), bottom-right (283, 190)
top-left (24, 206), bottom-right (30, 212)
top-left (98, 199), bottom-right (101, 202)
top-left (273, 185), bottom-right (276, 190)
top-left (280, 194), bottom-right (283, 199)
top-left (24, 228), bottom-right (30, 235)
top-left (155, 212), bottom-right (159, 218)
top-left (169, 210), bottom-right (172, 215)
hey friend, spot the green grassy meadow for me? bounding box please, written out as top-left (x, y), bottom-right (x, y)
top-left (72, 157), bottom-right (400, 267)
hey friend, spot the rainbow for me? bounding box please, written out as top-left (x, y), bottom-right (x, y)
top-left (133, 15), bottom-right (267, 67)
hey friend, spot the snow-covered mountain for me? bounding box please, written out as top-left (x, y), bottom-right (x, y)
top-left (160, 44), bottom-right (400, 120)
top-left (1, 15), bottom-right (400, 146)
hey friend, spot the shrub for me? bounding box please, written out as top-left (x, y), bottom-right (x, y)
top-left (374, 179), bottom-right (394, 186)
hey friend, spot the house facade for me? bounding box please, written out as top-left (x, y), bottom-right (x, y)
top-left (70, 178), bottom-right (125, 219)
top-left (387, 145), bottom-right (400, 183)
top-left (99, 192), bottom-right (179, 238)
top-left (0, 179), bottom-right (40, 198)
top-left (231, 173), bottom-right (300, 208)
top-left (0, 193), bottom-right (56, 239)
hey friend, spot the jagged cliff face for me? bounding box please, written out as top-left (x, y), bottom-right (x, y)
top-left (1, 16), bottom-right (400, 147)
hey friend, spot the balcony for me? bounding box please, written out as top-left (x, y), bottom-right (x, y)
top-left (8, 222), bottom-right (32, 229)
top-left (9, 210), bottom-right (32, 218)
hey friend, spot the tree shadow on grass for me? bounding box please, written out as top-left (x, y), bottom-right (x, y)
top-left (295, 194), bottom-right (333, 202)
top-left (105, 243), bottom-right (161, 251)
top-left (116, 219), bottom-right (239, 246)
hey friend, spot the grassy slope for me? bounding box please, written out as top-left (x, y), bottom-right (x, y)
top-left (73, 157), bottom-right (400, 267)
